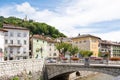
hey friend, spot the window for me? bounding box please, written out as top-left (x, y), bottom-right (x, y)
top-left (10, 40), bottom-right (13, 44)
top-left (5, 40), bottom-right (8, 44)
top-left (37, 40), bottom-right (39, 42)
top-left (5, 48), bottom-right (7, 53)
top-left (53, 53), bottom-right (56, 56)
top-left (23, 48), bottom-right (26, 54)
top-left (23, 33), bottom-right (27, 37)
top-left (10, 32), bottom-right (13, 37)
top-left (17, 48), bottom-right (20, 54)
top-left (5, 32), bottom-right (8, 36)
top-left (84, 40), bottom-right (86, 43)
top-left (17, 40), bottom-right (20, 44)
top-left (76, 42), bottom-right (78, 44)
top-left (24, 40), bottom-right (27, 45)
top-left (0, 48), bottom-right (2, 52)
top-left (17, 57), bottom-right (20, 60)
top-left (17, 33), bottom-right (21, 37)
top-left (23, 56), bottom-right (27, 59)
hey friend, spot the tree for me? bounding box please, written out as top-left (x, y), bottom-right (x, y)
top-left (55, 42), bottom-right (71, 57)
top-left (79, 50), bottom-right (93, 57)
top-left (0, 16), bottom-right (66, 38)
top-left (69, 46), bottom-right (79, 57)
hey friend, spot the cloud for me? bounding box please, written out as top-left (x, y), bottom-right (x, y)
top-left (0, 0), bottom-right (120, 41)
top-left (16, 2), bottom-right (36, 14)
top-left (96, 31), bottom-right (120, 42)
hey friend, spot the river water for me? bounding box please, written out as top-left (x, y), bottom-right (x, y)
top-left (78, 73), bottom-right (115, 80)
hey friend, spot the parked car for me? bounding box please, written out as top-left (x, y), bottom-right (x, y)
top-left (46, 58), bottom-right (56, 63)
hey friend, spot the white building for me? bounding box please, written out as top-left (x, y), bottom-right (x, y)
top-left (99, 40), bottom-right (120, 57)
top-left (3, 24), bottom-right (30, 60)
top-left (0, 29), bottom-right (7, 61)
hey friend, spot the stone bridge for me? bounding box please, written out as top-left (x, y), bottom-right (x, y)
top-left (45, 63), bottom-right (120, 80)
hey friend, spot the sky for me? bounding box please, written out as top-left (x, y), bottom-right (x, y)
top-left (0, 0), bottom-right (120, 41)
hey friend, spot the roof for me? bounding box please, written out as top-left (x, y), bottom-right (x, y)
top-left (3, 24), bottom-right (29, 30)
top-left (0, 29), bottom-right (8, 32)
top-left (32, 34), bottom-right (57, 43)
top-left (72, 34), bottom-right (101, 39)
top-left (32, 35), bottom-right (47, 41)
top-left (100, 40), bottom-right (120, 46)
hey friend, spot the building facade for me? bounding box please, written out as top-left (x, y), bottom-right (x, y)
top-left (99, 40), bottom-right (120, 57)
top-left (0, 29), bottom-right (7, 61)
top-left (30, 35), bottom-right (59, 59)
top-left (71, 34), bottom-right (101, 57)
top-left (3, 24), bottom-right (30, 60)
top-left (47, 39), bottom-right (59, 59)
top-left (30, 35), bottom-right (48, 59)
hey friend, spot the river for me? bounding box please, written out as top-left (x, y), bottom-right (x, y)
top-left (78, 73), bottom-right (115, 80)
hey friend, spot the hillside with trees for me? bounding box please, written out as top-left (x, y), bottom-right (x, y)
top-left (0, 16), bottom-right (66, 38)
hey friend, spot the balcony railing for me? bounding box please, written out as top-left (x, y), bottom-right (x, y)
top-left (8, 43), bottom-right (22, 47)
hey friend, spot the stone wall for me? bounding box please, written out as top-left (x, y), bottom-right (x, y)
top-left (0, 59), bottom-right (44, 80)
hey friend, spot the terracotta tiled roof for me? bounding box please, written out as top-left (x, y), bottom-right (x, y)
top-left (3, 24), bottom-right (29, 30)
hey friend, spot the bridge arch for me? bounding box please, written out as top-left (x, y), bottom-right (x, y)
top-left (45, 64), bottom-right (120, 79)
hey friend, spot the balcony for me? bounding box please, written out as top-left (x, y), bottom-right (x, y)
top-left (16, 53), bottom-right (28, 57)
top-left (8, 43), bottom-right (22, 47)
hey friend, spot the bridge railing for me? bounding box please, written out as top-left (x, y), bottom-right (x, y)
top-left (45, 58), bottom-right (120, 65)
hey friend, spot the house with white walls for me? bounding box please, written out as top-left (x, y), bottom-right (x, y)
top-left (47, 38), bottom-right (59, 59)
top-left (0, 29), bottom-right (7, 61)
top-left (3, 24), bottom-right (30, 60)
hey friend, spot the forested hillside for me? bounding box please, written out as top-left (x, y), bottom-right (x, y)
top-left (0, 16), bottom-right (66, 38)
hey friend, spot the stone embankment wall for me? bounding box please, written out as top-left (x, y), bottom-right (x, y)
top-left (0, 59), bottom-right (44, 80)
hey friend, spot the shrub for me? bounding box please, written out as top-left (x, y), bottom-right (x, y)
top-left (11, 76), bottom-right (19, 80)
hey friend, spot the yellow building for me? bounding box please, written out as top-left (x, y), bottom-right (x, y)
top-left (71, 34), bottom-right (101, 57)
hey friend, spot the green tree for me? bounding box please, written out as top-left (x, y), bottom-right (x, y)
top-left (69, 46), bottom-right (79, 57)
top-left (79, 50), bottom-right (93, 57)
top-left (1, 16), bottom-right (66, 38)
top-left (55, 42), bottom-right (71, 56)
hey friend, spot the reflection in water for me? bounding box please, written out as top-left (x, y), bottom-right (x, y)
top-left (78, 73), bottom-right (115, 80)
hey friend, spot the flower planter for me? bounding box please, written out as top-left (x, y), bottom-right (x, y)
top-left (71, 57), bottom-right (79, 61)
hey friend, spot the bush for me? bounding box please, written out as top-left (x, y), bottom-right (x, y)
top-left (11, 76), bottom-right (19, 80)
